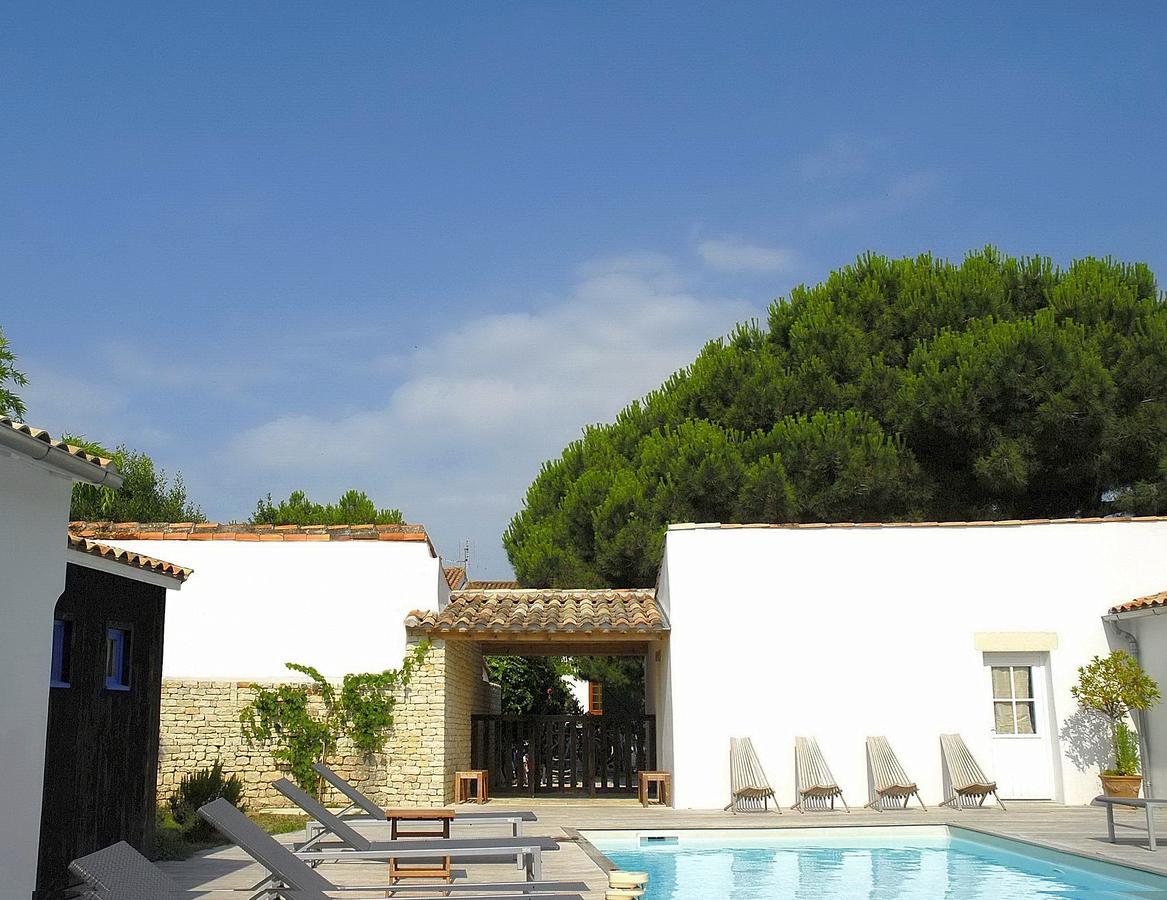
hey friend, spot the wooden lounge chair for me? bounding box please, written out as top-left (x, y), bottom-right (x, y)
top-left (198, 798), bottom-right (583, 897)
top-left (792, 736), bottom-right (849, 812)
top-left (939, 733), bottom-right (1005, 810)
top-left (312, 762), bottom-right (537, 835)
top-left (723, 737), bottom-right (780, 814)
top-left (865, 736), bottom-right (926, 810)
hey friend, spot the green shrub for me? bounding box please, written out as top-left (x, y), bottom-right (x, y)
top-left (169, 760), bottom-right (244, 842)
top-left (1109, 721), bottom-right (1141, 777)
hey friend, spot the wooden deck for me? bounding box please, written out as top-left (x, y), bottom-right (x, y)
top-left (160, 799), bottom-right (1167, 897)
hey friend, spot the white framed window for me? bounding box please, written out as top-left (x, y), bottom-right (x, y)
top-left (991, 665), bottom-right (1036, 735)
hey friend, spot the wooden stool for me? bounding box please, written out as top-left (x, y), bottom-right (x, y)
top-left (384, 808), bottom-right (454, 882)
top-left (455, 769), bottom-right (489, 804)
top-left (638, 771), bottom-right (671, 807)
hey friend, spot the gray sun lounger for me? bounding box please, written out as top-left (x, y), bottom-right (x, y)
top-left (270, 779), bottom-right (558, 880)
top-left (939, 733), bottom-right (1005, 810)
top-left (724, 737), bottom-right (779, 814)
top-left (312, 763), bottom-right (537, 835)
top-left (198, 798), bottom-right (579, 897)
top-left (793, 736), bottom-right (849, 812)
top-left (65, 838), bottom-right (306, 899)
top-left (865, 736), bottom-right (926, 810)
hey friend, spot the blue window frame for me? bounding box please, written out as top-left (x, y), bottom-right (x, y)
top-left (105, 627), bottom-right (132, 691)
top-left (50, 619), bottom-right (72, 688)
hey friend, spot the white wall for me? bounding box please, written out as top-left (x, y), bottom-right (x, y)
top-left (660, 521), bottom-right (1167, 809)
top-left (0, 451), bottom-right (75, 899)
top-left (108, 540), bottom-right (449, 680)
top-left (1123, 613), bottom-right (1167, 798)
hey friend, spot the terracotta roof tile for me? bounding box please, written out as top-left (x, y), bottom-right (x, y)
top-left (70, 521), bottom-right (436, 556)
top-left (1110, 590), bottom-right (1167, 615)
top-left (443, 566), bottom-right (466, 590)
top-left (464, 580), bottom-right (520, 590)
top-left (67, 533), bottom-right (192, 584)
top-left (0, 417), bottom-right (122, 483)
top-left (405, 588), bottom-right (666, 636)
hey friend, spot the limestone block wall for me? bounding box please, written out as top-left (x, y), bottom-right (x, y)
top-left (157, 637), bottom-right (499, 808)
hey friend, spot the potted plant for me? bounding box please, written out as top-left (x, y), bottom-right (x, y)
top-left (1070, 650), bottom-right (1161, 798)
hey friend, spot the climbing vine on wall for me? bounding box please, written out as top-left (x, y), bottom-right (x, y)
top-left (240, 642), bottom-right (430, 797)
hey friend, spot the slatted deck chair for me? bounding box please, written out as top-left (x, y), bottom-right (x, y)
top-left (792, 736), bottom-right (849, 813)
top-left (312, 763), bottom-right (538, 835)
top-left (269, 779), bottom-right (558, 880)
top-left (723, 737), bottom-right (780, 814)
top-left (65, 839), bottom-right (310, 899)
top-left (939, 733), bottom-right (1006, 810)
top-left (198, 798), bottom-right (583, 898)
top-left (864, 736), bottom-right (926, 810)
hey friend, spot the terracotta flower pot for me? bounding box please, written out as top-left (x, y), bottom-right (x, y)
top-left (1100, 773), bottom-right (1142, 799)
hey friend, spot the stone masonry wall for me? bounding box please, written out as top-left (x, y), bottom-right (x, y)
top-left (158, 636), bottom-right (499, 808)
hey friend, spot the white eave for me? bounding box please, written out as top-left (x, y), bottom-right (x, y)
top-left (66, 546), bottom-right (187, 591)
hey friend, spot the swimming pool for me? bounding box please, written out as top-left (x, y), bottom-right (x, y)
top-left (582, 827), bottom-right (1167, 898)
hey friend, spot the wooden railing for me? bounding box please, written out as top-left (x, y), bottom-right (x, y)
top-left (470, 714), bottom-right (656, 796)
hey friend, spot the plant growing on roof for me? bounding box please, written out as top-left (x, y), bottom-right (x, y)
top-left (1070, 650), bottom-right (1160, 776)
top-left (240, 642), bottom-right (430, 798)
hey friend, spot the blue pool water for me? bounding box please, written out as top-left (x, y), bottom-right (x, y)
top-left (584, 827), bottom-right (1167, 898)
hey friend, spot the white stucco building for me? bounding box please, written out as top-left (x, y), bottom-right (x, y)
top-left (0, 418), bottom-right (123, 900)
top-left (651, 519), bottom-right (1167, 809)
top-left (73, 522), bottom-right (452, 680)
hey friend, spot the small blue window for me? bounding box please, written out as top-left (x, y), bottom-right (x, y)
top-left (50, 619), bottom-right (72, 688)
top-left (105, 627), bottom-right (131, 691)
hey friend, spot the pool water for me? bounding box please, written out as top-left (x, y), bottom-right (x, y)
top-left (584, 827), bottom-right (1167, 898)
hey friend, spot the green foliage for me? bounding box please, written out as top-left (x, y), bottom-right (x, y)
top-left (571, 656), bottom-right (645, 717)
top-left (153, 808), bottom-right (306, 860)
top-left (1072, 650), bottom-right (1161, 775)
top-left (67, 441), bottom-right (205, 522)
top-left (168, 760), bottom-right (244, 842)
top-left (240, 644), bottom-right (429, 797)
top-left (252, 489), bottom-right (404, 525)
top-left (506, 250), bottom-right (1167, 586)
top-left (484, 656), bottom-right (581, 715)
top-left (1111, 721), bottom-right (1141, 777)
top-left (0, 324), bottom-right (27, 418)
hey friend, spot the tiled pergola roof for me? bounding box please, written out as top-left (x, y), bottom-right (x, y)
top-left (406, 587), bottom-right (666, 636)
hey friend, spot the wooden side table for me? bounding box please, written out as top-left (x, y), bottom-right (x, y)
top-left (638, 771), bottom-right (671, 807)
top-left (455, 769), bottom-right (489, 804)
top-left (384, 808), bottom-right (454, 882)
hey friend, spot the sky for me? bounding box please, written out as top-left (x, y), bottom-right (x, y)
top-left (2, 3), bottom-right (1165, 577)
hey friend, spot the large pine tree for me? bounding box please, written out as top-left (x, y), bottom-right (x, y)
top-left (505, 249), bottom-right (1167, 587)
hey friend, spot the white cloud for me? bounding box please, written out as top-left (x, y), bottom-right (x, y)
top-left (218, 258), bottom-right (763, 574)
top-left (697, 238), bottom-right (799, 273)
top-left (796, 136), bottom-right (871, 181)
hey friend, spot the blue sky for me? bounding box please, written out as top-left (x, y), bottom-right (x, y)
top-left (3, 3), bottom-right (1165, 576)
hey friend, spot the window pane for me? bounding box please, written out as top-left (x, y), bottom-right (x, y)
top-left (105, 628), bottom-right (131, 690)
top-left (51, 620), bottom-right (70, 686)
top-left (994, 701), bottom-right (1016, 733)
top-left (991, 667), bottom-right (1012, 699)
top-left (1012, 667), bottom-right (1033, 699)
top-left (1015, 702), bottom-right (1036, 734)
top-left (106, 633), bottom-right (117, 679)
